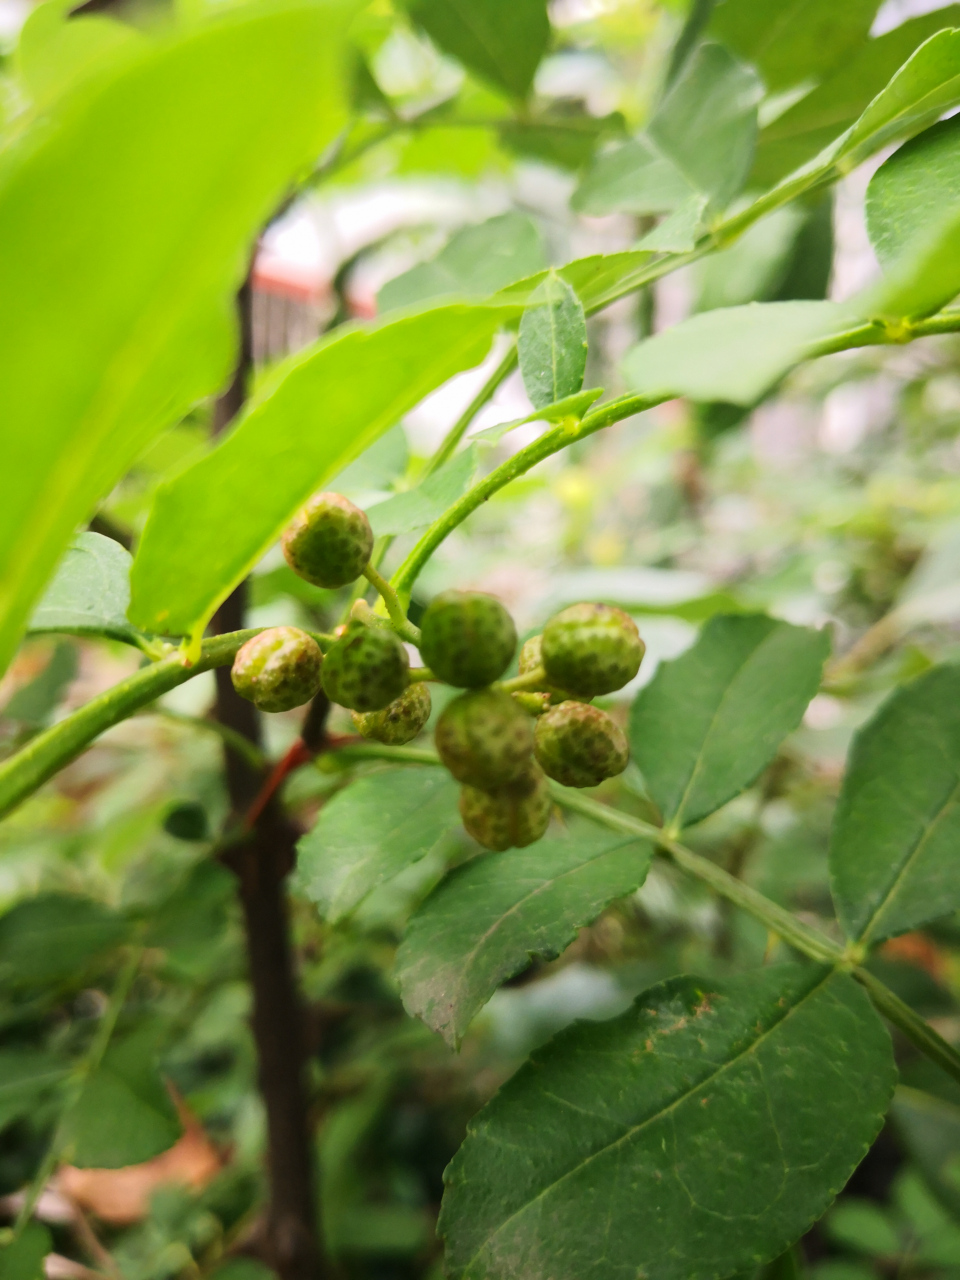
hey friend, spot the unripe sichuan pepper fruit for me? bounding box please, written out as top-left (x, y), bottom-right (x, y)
top-left (282, 492), bottom-right (373, 589)
top-left (231, 626), bottom-right (323, 713)
top-left (535, 700), bottom-right (629, 788)
top-left (352, 681), bottom-right (431, 746)
top-left (321, 620), bottom-right (409, 712)
top-left (459, 764), bottom-right (551, 851)
top-left (541, 603), bottom-right (644, 697)
top-left (419, 590), bottom-right (517, 687)
top-left (435, 688), bottom-right (533, 789)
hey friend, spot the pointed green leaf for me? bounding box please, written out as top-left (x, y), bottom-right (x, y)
top-left (296, 766), bottom-right (461, 923)
top-left (0, 1050), bottom-right (66, 1131)
top-left (830, 664), bottom-right (960, 947)
top-left (518, 272), bottom-right (588, 410)
top-left (0, 0), bottom-right (355, 679)
top-left (631, 614), bottom-right (829, 829)
top-left (28, 531), bottom-right (136, 644)
top-left (129, 303), bottom-right (510, 640)
top-left (368, 445), bottom-right (477, 536)
top-left (867, 114), bottom-right (960, 265)
top-left (405, 0), bottom-right (549, 100)
top-left (396, 823), bottom-right (652, 1046)
top-left (440, 966), bottom-right (895, 1280)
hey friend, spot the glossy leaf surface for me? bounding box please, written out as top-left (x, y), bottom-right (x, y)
top-left (631, 614), bottom-right (829, 829)
top-left (396, 823), bottom-right (652, 1045)
top-left (518, 271), bottom-right (588, 409)
top-left (405, 0), bottom-right (549, 99)
top-left (440, 966), bottom-right (895, 1280)
top-left (867, 115), bottom-right (960, 264)
top-left (830, 664), bottom-right (960, 946)
top-left (28, 531), bottom-right (136, 644)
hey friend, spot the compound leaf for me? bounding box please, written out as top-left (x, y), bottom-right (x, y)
top-left (830, 664), bottom-right (960, 947)
top-left (440, 965), bottom-right (895, 1280)
top-left (405, 0), bottom-right (549, 100)
top-left (28, 531), bottom-right (136, 644)
top-left (396, 823), bottom-right (652, 1046)
top-left (630, 614), bottom-right (829, 829)
top-left (518, 271), bottom-right (588, 410)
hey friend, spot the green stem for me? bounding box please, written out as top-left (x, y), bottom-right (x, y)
top-left (329, 743), bottom-right (443, 766)
top-left (424, 342), bottom-right (519, 477)
top-left (0, 630), bottom-right (262, 823)
top-left (363, 563), bottom-right (422, 644)
top-left (391, 392), bottom-right (667, 597)
top-left (853, 965), bottom-right (960, 1087)
top-left (498, 666), bottom-right (548, 693)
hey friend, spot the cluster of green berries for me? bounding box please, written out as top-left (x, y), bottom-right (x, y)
top-left (230, 489), bottom-right (645, 853)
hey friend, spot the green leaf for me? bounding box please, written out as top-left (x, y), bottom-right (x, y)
top-left (377, 213), bottom-right (547, 312)
top-left (295, 766), bottom-right (461, 923)
top-left (439, 966), bottom-right (895, 1280)
top-left (65, 1026), bottom-right (181, 1168)
top-left (518, 271), bottom-right (588, 410)
top-left (830, 664), bottom-right (960, 947)
top-left (693, 206), bottom-right (807, 313)
top-left (0, 894), bottom-right (130, 988)
top-left (630, 614), bottom-right (829, 829)
top-left (3, 642), bottom-right (77, 727)
top-left (368, 445), bottom-right (477, 536)
top-left (470, 387), bottom-right (603, 444)
top-left (893, 1086), bottom-right (960, 1221)
top-left (867, 114), bottom-right (960, 264)
top-left (396, 823), bottom-right (652, 1046)
top-left (28, 531), bottom-right (136, 644)
top-left (0, 1050), bottom-right (66, 1131)
top-left (572, 137), bottom-right (694, 217)
top-left (129, 303), bottom-right (510, 641)
top-left (499, 110), bottom-right (624, 172)
top-left (710, 0), bottom-right (880, 93)
top-left (0, 1225), bottom-right (51, 1280)
top-left (0, 0), bottom-right (356, 679)
top-left (827, 1200), bottom-right (902, 1257)
top-left (405, 0), bottom-right (549, 100)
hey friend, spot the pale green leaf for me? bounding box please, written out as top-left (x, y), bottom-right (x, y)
top-left (367, 445), bottom-right (477, 536)
top-left (830, 664), bottom-right (960, 946)
top-left (630, 614), bottom-right (829, 828)
top-left (0, 0), bottom-right (356, 678)
top-left (396, 822), bottom-right (652, 1046)
top-left (440, 966), bottom-right (895, 1280)
top-left (129, 303), bottom-right (510, 640)
top-left (28, 531), bottom-right (136, 644)
top-left (295, 766), bottom-right (461, 923)
top-left (867, 115), bottom-right (960, 264)
top-left (572, 137), bottom-right (693, 217)
top-left (405, 0), bottom-right (549, 100)
top-left (694, 206), bottom-right (807, 312)
top-left (0, 1050), bottom-right (66, 1131)
top-left (0, 894), bottom-right (130, 988)
top-left (518, 271), bottom-right (588, 410)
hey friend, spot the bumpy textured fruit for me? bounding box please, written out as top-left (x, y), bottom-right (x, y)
top-left (518, 634), bottom-right (542, 675)
top-left (231, 626), bottom-right (323, 713)
top-left (321, 620), bottom-right (409, 712)
top-left (534, 701), bottom-right (629, 788)
top-left (435, 688), bottom-right (534, 789)
top-left (541, 603), bottom-right (644, 697)
top-left (352, 681), bottom-right (432, 745)
top-left (459, 765), bottom-right (551, 851)
top-left (282, 492), bottom-right (373, 589)
top-left (419, 590), bottom-right (517, 687)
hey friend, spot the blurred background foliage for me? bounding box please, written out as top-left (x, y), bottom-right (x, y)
top-left (6, 0), bottom-right (960, 1276)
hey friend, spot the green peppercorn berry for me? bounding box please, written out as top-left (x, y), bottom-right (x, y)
top-left (534, 700), bottom-right (629, 788)
top-left (541, 603), bottom-right (644, 697)
top-left (518, 634), bottom-right (542, 675)
top-left (352, 681), bottom-right (432, 745)
top-left (435, 688), bottom-right (533, 789)
top-left (282, 492), bottom-right (373, 589)
top-left (459, 765), bottom-right (551, 851)
top-left (231, 626), bottom-right (323, 713)
top-left (419, 590), bottom-right (517, 687)
top-left (321, 620), bottom-right (409, 712)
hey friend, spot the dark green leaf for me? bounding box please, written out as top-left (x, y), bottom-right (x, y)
top-left (65, 1026), bottom-right (181, 1168)
top-left (368, 445), bottom-right (477, 536)
top-left (518, 270), bottom-right (588, 410)
top-left (630, 614), bottom-right (829, 829)
top-left (144, 860), bottom-right (233, 953)
top-left (378, 213), bottom-right (546, 312)
top-left (162, 800), bottom-right (210, 843)
top-left (0, 894), bottom-right (130, 988)
top-left (830, 664), bottom-right (960, 946)
top-left (2, 642), bottom-right (77, 727)
top-left (440, 966), bottom-right (895, 1280)
top-left (396, 823), bottom-right (652, 1046)
top-left (296, 767), bottom-right (461, 923)
top-left (28, 531), bottom-right (136, 644)
top-left (405, 0), bottom-right (549, 100)
top-left (0, 0), bottom-right (355, 679)
top-left (867, 114), bottom-right (960, 265)
top-left (0, 1225), bottom-right (51, 1280)
top-left (129, 303), bottom-right (511, 643)
top-left (0, 1050), bottom-right (66, 1131)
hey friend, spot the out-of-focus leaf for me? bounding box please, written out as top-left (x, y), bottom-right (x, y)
top-left (518, 270), bottom-right (588, 409)
top-left (830, 664), bottom-right (960, 946)
top-left (2, 642), bottom-right (77, 727)
top-left (694, 206), bottom-right (806, 312)
top-left (893, 1086), bottom-right (960, 1220)
top-left (65, 1027), bottom-right (181, 1168)
top-left (16, 5), bottom-right (140, 107)
top-left (867, 114), bottom-right (960, 264)
top-left (144, 860), bottom-right (233, 952)
top-left (405, 0), bottom-right (549, 100)
top-left (0, 1224), bottom-right (51, 1280)
top-left (296, 767), bottom-right (461, 923)
top-left (499, 111), bottom-right (624, 172)
top-left (572, 136), bottom-right (693, 216)
top-left (0, 0), bottom-right (356, 679)
top-left (0, 1050), bottom-right (66, 1131)
top-left (710, 0), bottom-right (879, 92)
top-left (368, 445), bottom-right (477, 535)
top-left (439, 966), bottom-right (895, 1280)
top-left (378, 213), bottom-right (546, 312)
top-left (630, 614), bottom-right (829, 829)
top-left (129, 304), bottom-right (510, 643)
top-left (470, 387), bottom-right (603, 444)
top-left (28, 532), bottom-right (136, 644)
top-left (826, 1200), bottom-right (902, 1257)
top-left (332, 425), bottom-right (410, 498)
top-left (396, 824), bottom-right (652, 1046)
top-left (0, 894), bottom-right (130, 988)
